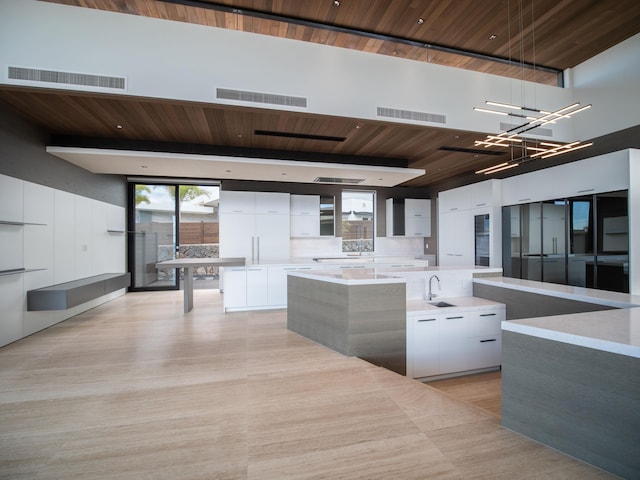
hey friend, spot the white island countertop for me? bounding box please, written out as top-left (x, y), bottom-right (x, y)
top-left (474, 276), bottom-right (640, 308)
top-left (475, 276), bottom-right (640, 358)
top-left (503, 308), bottom-right (640, 358)
top-left (287, 268), bottom-right (405, 285)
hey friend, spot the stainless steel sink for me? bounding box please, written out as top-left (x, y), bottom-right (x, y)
top-left (429, 301), bottom-right (456, 308)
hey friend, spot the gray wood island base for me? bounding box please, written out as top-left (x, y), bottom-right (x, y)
top-left (502, 310), bottom-right (640, 479)
top-left (287, 271), bottom-right (407, 375)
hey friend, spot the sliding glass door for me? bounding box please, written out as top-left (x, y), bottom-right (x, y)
top-left (128, 182), bottom-right (220, 291)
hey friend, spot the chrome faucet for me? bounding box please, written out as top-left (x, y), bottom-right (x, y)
top-left (428, 275), bottom-right (440, 301)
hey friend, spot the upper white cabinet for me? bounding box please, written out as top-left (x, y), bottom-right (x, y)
top-left (255, 192), bottom-right (290, 215)
top-left (386, 198), bottom-right (431, 237)
top-left (439, 179), bottom-right (499, 212)
top-left (290, 194), bottom-right (321, 237)
top-left (218, 190), bottom-right (257, 214)
top-left (550, 152), bottom-right (629, 199)
top-left (502, 152), bottom-right (630, 206)
top-left (502, 169), bottom-right (554, 205)
top-left (438, 187), bottom-right (468, 213)
top-left (290, 194), bottom-right (319, 215)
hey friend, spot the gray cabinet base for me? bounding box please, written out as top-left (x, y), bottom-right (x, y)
top-left (502, 331), bottom-right (640, 479)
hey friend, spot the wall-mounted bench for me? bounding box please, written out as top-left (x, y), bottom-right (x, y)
top-left (27, 273), bottom-right (130, 311)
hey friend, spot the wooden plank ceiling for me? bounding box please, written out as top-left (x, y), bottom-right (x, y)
top-left (1, 0), bottom-right (639, 188)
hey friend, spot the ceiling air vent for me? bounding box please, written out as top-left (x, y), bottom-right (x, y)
top-left (500, 122), bottom-right (553, 137)
top-left (8, 66), bottom-right (126, 91)
top-left (217, 88), bottom-right (307, 108)
top-left (377, 107), bottom-right (446, 124)
top-left (314, 177), bottom-right (365, 184)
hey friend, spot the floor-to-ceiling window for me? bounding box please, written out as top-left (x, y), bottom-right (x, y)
top-left (128, 182), bottom-right (220, 291)
top-left (502, 190), bottom-right (629, 293)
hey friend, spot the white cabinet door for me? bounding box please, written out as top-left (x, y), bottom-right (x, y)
top-left (0, 274), bottom-right (24, 347)
top-left (439, 312), bottom-right (473, 374)
top-left (75, 196), bottom-right (93, 279)
top-left (267, 265), bottom-right (297, 305)
top-left (220, 213), bottom-right (255, 259)
top-left (290, 195), bottom-right (319, 215)
top-left (223, 267), bottom-right (247, 310)
top-left (219, 191), bottom-right (256, 214)
top-left (439, 187), bottom-right (469, 213)
top-left (255, 214), bottom-right (290, 261)
top-left (255, 192), bottom-right (289, 215)
top-left (290, 214), bottom-right (320, 237)
top-left (466, 335), bottom-right (502, 370)
top-left (467, 181), bottom-right (493, 209)
top-left (290, 195), bottom-right (320, 237)
top-left (405, 217), bottom-right (430, 237)
top-left (502, 169), bottom-right (554, 205)
top-left (405, 199), bottom-right (431, 237)
top-left (552, 151), bottom-right (629, 198)
top-left (246, 266), bottom-right (269, 306)
top-left (438, 210), bottom-right (473, 266)
top-left (405, 199), bottom-right (430, 218)
top-left (410, 314), bottom-right (440, 378)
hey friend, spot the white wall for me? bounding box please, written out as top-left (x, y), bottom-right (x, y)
top-left (568, 33), bottom-right (640, 140)
top-left (0, 0), bottom-right (582, 142)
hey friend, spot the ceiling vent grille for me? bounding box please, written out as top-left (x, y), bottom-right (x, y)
top-left (314, 177), bottom-right (365, 184)
top-left (217, 88), bottom-right (307, 108)
top-left (377, 107), bottom-right (446, 124)
top-left (500, 122), bottom-right (553, 137)
top-left (8, 66), bottom-right (126, 90)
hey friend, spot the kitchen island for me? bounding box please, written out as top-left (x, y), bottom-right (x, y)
top-left (287, 266), bottom-right (503, 376)
top-left (501, 309), bottom-right (640, 479)
top-left (474, 276), bottom-right (640, 478)
top-left (287, 269), bottom-right (408, 374)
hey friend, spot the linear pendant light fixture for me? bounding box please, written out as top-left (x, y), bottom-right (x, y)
top-left (473, 0), bottom-right (593, 175)
top-left (473, 100), bottom-right (593, 174)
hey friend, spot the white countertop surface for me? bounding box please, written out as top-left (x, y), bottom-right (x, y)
top-left (288, 269), bottom-right (405, 285)
top-left (407, 296), bottom-right (505, 314)
top-left (474, 276), bottom-right (640, 308)
top-left (503, 308), bottom-right (640, 358)
top-left (475, 277), bottom-right (640, 358)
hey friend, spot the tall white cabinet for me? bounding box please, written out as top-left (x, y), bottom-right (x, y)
top-left (0, 173), bottom-right (126, 348)
top-left (219, 191), bottom-right (290, 262)
top-left (438, 179), bottom-right (501, 267)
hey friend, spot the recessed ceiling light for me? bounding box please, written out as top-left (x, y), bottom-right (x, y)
top-left (454, 135), bottom-right (460, 139)
top-left (417, 18), bottom-right (424, 25)
top-left (140, 165), bottom-right (148, 168)
top-left (333, 0), bottom-right (340, 6)
top-left (355, 124), bottom-right (362, 129)
top-left (281, 173), bottom-right (287, 176)
top-left (237, 134), bottom-right (243, 138)
top-left (226, 169), bottom-right (232, 173)
top-left (488, 34), bottom-right (497, 40)
top-left (116, 125), bottom-right (123, 129)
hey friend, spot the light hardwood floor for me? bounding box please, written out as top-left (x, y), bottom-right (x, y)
top-left (427, 371), bottom-right (502, 419)
top-left (0, 290), bottom-right (615, 479)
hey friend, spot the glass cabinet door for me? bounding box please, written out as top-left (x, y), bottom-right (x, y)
top-left (542, 200), bottom-right (567, 284)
